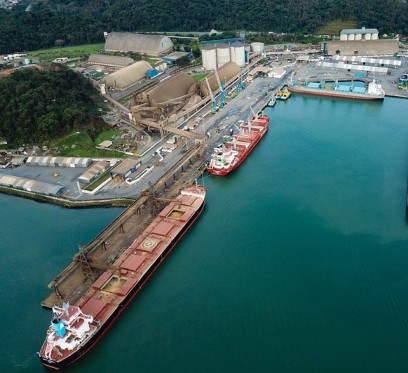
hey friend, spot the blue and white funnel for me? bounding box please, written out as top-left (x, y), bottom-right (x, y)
top-left (52, 318), bottom-right (66, 338)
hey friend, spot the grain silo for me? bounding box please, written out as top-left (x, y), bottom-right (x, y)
top-left (216, 43), bottom-right (230, 68)
top-left (231, 42), bottom-right (245, 67)
top-left (202, 45), bottom-right (217, 70)
top-left (230, 44), bottom-right (236, 66)
top-left (250, 42), bottom-right (265, 53)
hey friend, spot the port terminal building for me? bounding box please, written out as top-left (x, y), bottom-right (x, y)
top-left (110, 158), bottom-right (142, 180)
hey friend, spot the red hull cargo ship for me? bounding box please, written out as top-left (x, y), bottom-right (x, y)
top-left (39, 185), bottom-right (206, 369)
top-left (287, 79), bottom-right (385, 100)
top-left (207, 114), bottom-right (269, 176)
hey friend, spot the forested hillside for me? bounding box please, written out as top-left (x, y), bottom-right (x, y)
top-left (0, 68), bottom-right (107, 145)
top-left (0, 0), bottom-right (407, 53)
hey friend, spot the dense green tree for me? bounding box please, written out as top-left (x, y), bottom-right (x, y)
top-left (0, 67), bottom-right (107, 145)
top-left (0, 0), bottom-right (407, 54)
top-left (175, 56), bottom-right (191, 66)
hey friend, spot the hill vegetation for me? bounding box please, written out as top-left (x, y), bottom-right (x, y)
top-left (0, 0), bottom-right (407, 54)
top-left (0, 67), bottom-right (107, 146)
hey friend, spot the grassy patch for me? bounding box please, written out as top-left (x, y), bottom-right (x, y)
top-left (94, 130), bottom-right (121, 145)
top-left (58, 147), bottom-right (126, 158)
top-left (50, 131), bottom-right (126, 158)
top-left (144, 57), bottom-right (161, 64)
top-left (52, 132), bottom-right (94, 148)
top-left (84, 169), bottom-right (112, 191)
top-left (192, 73), bottom-right (208, 81)
top-left (317, 20), bottom-right (358, 36)
top-left (28, 43), bottom-right (105, 62)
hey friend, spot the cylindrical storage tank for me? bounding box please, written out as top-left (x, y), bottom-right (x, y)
top-left (250, 42), bottom-right (265, 53)
top-left (230, 44), bottom-right (236, 64)
top-left (202, 45), bottom-right (217, 70)
top-left (348, 34), bottom-right (355, 41)
top-left (216, 43), bottom-right (230, 68)
top-left (232, 42), bottom-right (245, 67)
top-left (365, 33), bottom-right (372, 40)
top-left (355, 33), bottom-right (362, 40)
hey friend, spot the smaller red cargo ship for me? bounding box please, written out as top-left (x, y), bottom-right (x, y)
top-left (207, 113), bottom-right (269, 176)
top-left (39, 184), bottom-right (206, 370)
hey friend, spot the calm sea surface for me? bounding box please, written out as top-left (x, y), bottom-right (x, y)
top-left (2, 95), bottom-right (408, 372)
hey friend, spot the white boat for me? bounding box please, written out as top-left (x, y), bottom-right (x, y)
top-left (267, 98), bottom-right (276, 107)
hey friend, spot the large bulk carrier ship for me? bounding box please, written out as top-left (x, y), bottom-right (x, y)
top-left (39, 184), bottom-right (206, 369)
top-left (207, 113), bottom-right (269, 176)
top-left (288, 79), bottom-right (385, 100)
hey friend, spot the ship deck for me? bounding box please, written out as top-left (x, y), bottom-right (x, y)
top-left (40, 185), bottom-right (206, 365)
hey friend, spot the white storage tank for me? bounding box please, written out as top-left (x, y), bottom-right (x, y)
top-left (365, 33), bottom-right (372, 40)
top-left (231, 41), bottom-right (245, 67)
top-left (202, 45), bottom-right (217, 70)
top-left (230, 45), bottom-right (236, 65)
top-left (355, 33), bottom-right (362, 40)
top-left (216, 43), bottom-right (230, 68)
top-left (348, 34), bottom-right (355, 41)
top-left (250, 42), bottom-right (265, 53)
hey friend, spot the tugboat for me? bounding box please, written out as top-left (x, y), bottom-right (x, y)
top-left (280, 90), bottom-right (291, 100)
top-left (267, 97), bottom-right (276, 107)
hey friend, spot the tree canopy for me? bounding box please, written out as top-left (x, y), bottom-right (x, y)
top-left (0, 0), bottom-right (407, 54)
top-left (0, 67), bottom-right (107, 145)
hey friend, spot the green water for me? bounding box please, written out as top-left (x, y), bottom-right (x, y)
top-left (2, 95), bottom-right (408, 372)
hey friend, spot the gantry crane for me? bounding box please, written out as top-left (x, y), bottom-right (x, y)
top-left (205, 77), bottom-right (218, 114)
top-left (214, 69), bottom-right (226, 109)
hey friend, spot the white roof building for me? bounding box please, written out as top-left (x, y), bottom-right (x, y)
top-left (104, 32), bottom-right (173, 56)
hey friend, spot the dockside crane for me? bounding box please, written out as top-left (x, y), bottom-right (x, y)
top-left (205, 77), bottom-right (218, 114)
top-left (237, 69), bottom-right (245, 92)
top-left (214, 69), bottom-right (226, 109)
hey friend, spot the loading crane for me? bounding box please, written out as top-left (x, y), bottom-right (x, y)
top-left (205, 77), bottom-right (218, 114)
top-left (214, 69), bottom-right (226, 109)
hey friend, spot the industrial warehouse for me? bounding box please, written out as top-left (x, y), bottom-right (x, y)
top-left (104, 32), bottom-right (174, 56)
top-left (0, 173), bottom-right (65, 196)
top-left (78, 161), bottom-right (110, 185)
top-left (87, 54), bottom-right (135, 68)
top-left (26, 156), bottom-right (92, 168)
top-left (326, 27), bottom-right (399, 56)
top-left (100, 60), bottom-right (153, 90)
